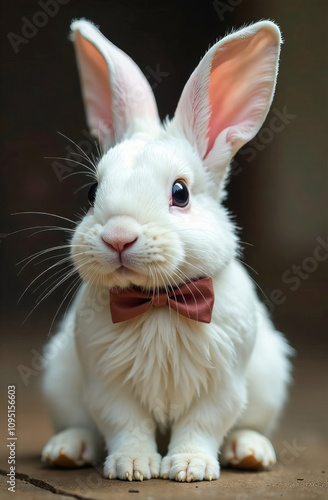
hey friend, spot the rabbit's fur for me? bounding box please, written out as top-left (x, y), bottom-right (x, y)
top-left (42, 19), bottom-right (292, 481)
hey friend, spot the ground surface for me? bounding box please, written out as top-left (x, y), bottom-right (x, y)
top-left (0, 317), bottom-right (327, 499)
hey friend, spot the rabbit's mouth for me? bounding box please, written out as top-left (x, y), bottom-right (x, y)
top-left (115, 265), bottom-right (141, 278)
top-left (108, 263), bottom-right (151, 288)
top-left (103, 261), bottom-right (180, 290)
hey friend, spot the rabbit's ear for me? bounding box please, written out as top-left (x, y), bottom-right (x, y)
top-left (71, 20), bottom-right (160, 151)
top-left (173, 21), bottom-right (281, 184)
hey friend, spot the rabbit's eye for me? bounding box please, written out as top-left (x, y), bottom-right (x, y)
top-left (172, 180), bottom-right (189, 208)
top-left (88, 182), bottom-right (98, 206)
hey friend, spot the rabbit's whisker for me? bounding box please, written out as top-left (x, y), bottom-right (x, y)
top-left (47, 274), bottom-right (82, 338)
top-left (17, 244), bottom-right (85, 274)
top-left (26, 258), bottom-right (88, 323)
top-left (44, 157), bottom-right (95, 176)
top-left (62, 171), bottom-right (96, 180)
top-left (236, 258), bottom-right (258, 275)
top-left (12, 211), bottom-right (77, 225)
top-left (32, 253), bottom-right (86, 295)
top-left (155, 266), bottom-right (173, 320)
top-left (74, 182), bottom-right (95, 195)
top-left (10, 225), bottom-right (75, 237)
top-left (156, 264), bottom-right (189, 320)
top-left (174, 267), bottom-right (212, 318)
top-left (157, 251), bottom-right (206, 279)
top-left (34, 263), bottom-right (76, 303)
top-left (18, 252), bottom-right (83, 303)
top-left (57, 131), bottom-right (98, 170)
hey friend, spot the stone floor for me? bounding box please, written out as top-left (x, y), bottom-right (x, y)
top-left (0, 316), bottom-right (327, 499)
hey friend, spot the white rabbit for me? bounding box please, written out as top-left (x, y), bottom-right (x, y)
top-left (41, 19), bottom-right (292, 482)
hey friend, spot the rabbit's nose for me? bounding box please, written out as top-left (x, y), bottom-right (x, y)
top-left (101, 233), bottom-right (138, 254)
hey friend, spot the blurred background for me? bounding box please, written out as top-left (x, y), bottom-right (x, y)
top-left (0, 0), bottom-right (327, 456)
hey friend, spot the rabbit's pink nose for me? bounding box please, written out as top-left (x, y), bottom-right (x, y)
top-left (102, 234), bottom-right (138, 253)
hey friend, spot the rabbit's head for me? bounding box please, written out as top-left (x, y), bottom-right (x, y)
top-left (69, 20), bottom-right (281, 290)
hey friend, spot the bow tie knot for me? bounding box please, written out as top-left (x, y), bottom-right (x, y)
top-left (152, 293), bottom-right (169, 308)
top-left (109, 277), bottom-right (214, 324)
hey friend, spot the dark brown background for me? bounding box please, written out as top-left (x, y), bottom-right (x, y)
top-left (1, 1), bottom-right (327, 369)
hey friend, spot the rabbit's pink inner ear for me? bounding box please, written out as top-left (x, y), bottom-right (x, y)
top-left (206, 28), bottom-right (280, 156)
top-left (74, 32), bottom-right (114, 146)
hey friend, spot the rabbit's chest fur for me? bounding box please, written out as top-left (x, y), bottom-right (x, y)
top-left (75, 262), bottom-right (257, 427)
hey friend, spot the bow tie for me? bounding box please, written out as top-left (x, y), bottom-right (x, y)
top-left (109, 277), bottom-right (214, 324)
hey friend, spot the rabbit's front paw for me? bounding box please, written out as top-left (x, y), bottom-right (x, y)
top-left (42, 428), bottom-right (100, 467)
top-left (160, 452), bottom-right (220, 482)
top-left (104, 451), bottom-right (161, 481)
top-left (221, 429), bottom-right (276, 470)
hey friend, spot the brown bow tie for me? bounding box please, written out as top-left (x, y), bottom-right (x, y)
top-left (109, 277), bottom-right (214, 324)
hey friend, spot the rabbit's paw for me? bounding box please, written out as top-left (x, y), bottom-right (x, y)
top-left (104, 451), bottom-right (161, 480)
top-left (221, 429), bottom-right (276, 470)
top-left (42, 428), bottom-right (99, 467)
top-left (160, 452), bottom-right (220, 482)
